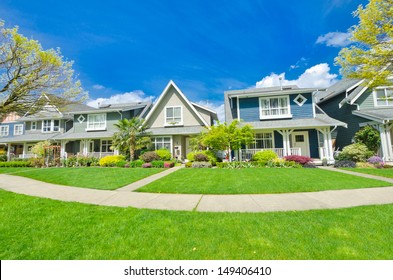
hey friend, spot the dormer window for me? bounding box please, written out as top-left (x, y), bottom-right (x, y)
top-left (375, 87), bottom-right (393, 106)
top-left (259, 96), bottom-right (292, 119)
top-left (87, 113), bottom-right (106, 131)
top-left (165, 106), bottom-right (183, 126)
top-left (42, 120), bottom-right (60, 132)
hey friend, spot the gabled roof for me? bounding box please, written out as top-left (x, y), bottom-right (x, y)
top-left (316, 79), bottom-right (363, 104)
top-left (352, 108), bottom-right (393, 123)
top-left (144, 80), bottom-right (212, 127)
top-left (65, 101), bottom-right (152, 114)
top-left (225, 85), bottom-right (320, 98)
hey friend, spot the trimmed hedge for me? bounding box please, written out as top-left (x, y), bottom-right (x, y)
top-left (99, 155), bottom-right (126, 167)
top-left (140, 151), bottom-right (160, 163)
top-left (252, 150), bottom-right (278, 165)
top-left (155, 149), bottom-right (171, 161)
top-left (0, 161), bottom-right (32, 167)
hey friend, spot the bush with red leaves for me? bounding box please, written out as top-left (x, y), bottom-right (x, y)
top-left (284, 155), bottom-right (312, 165)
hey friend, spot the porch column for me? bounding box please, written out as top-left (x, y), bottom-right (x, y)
top-left (22, 143), bottom-right (26, 159)
top-left (379, 124), bottom-right (393, 161)
top-left (60, 140), bottom-right (68, 159)
top-left (326, 128), bottom-right (334, 162)
top-left (7, 143), bottom-right (11, 161)
top-left (277, 129), bottom-right (293, 157)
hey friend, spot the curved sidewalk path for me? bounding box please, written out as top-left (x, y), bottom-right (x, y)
top-left (1, 167), bottom-right (393, 213)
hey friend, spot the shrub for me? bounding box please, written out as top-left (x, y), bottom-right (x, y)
top-left (367, 156), bottom-right (383, 165)
top-left (130, 159), bottom-right (144, 168)
top-left (124, 163), bottom-right (130, 168)
top-left (194, 153), bottom-right (209, 162)
top-left (252, 150), bottom-right (278, 165)
top-left (0, 161), bottom-right (32, 167)
top-left (142, 162), bottom-right (152, 168)
top-left (29, 157), bottom-right (44, 168)
top-left (185, 161), bottom-right (192, 168)
top-left (164, 161), bottom-right (175, 168)
top-left (99, 155), bottom-right (126, 167)
top-left (155, 149), bottom-right (171, 161)
top-left (356, 162), bottom-right (375, 168)
top-left (337, 143), bottom-right (373, 162)
top-left (192, 161), bottom-right (212, 168)
top-left (140, 151), bottom-right (160, 163)
top-left (354, 125), bottom-right (381, 152)
top-left (334, 160), bottom-right (356, 168)
top-left (303, 162), bottom-right (316, 168)
top-left (187, 150), bottom-right (217, 165)
top-left (283, 155), bottom-right (312, 165)
top-left (116, 160), bottom-right (128, 168)
top-left (0, 154), bottom-right (7, 162)
top-left (151, 160), bottom-right (164, 168)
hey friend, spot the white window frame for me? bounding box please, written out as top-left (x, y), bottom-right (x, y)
top-left (152, 136), bottom-right (172, 152)
top-left (14, 124), bottom-right (23, 135)
top-left (0, 125), bottom-right (9, 136)
top-left (101, 139), bottom-right (113, 153)
top-left (31, 121), bottom-right (37, 131)
top-left (374, 87), bottom-right (393, 107)
top-left (165, 106), bottom-right (183, 126)
top-left (259, 95), bottom-right (292, 120)
top-left (41, 120), bottom-right (60, 133)
top-left (86, 113), bottom-right (106, 131)
top-left (247, 132), bottom-right (275, 149)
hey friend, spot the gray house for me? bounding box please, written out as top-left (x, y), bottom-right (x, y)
top-left (224, 85), bottom-right (346, 162)
top-left (144, 80), bottom-right (218, 160)
top-left (317, 79), bottom-right (393, 161)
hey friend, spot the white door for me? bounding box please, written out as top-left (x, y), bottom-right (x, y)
top-left (292, 131), bottom-right (310, 157)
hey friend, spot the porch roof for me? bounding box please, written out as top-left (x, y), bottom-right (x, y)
top-left (54, 130), bottom-right (114, 140)
top-left (147, 126), bottom-right (205, 135)
top-left (1, 133), bottom-right (60, 143)
top-left (352, 109), bottom-right (393, 123)
top-left (245, 114), bottom-right (346, 130)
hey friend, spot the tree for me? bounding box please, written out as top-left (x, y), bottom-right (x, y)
top-left (200, 120), bottom-right (255, 162)
top-left (354, 125), bottom-right (381, 152)
top-left (335, 0), bottom-right (393, 88)
top-left (0, 20), bottom-right (85, 120)
top-left (112, 117), bottom-right (151, 161)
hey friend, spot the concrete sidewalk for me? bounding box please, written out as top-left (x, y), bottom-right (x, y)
top-left (1, 167), bottom-right (393, 212)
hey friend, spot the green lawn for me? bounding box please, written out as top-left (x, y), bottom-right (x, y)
top-left (343, 168), bottom-right (393, 179)
top-left (1, 190), bottom-right (392, 259)
top-left (0, 167), bottom-right (33, 174)
top-left (137, 168), bottom-right (390, 194)
top-left (0, 167), bottom-right (164, 190)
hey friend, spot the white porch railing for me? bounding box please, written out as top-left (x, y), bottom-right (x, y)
top-left (239, 148), bottom-right (301, 160)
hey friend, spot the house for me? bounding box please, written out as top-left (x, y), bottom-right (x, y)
top-left (144, 80), bottom-right (218, 160)
top-left (224, 85), bottom-right (347, 162)
top-left (0, 112), bottom-right (24, 156)
top-left (317, 79), bottom-right (393, 161)
top-left (54, 102), bottom-right (152, 158)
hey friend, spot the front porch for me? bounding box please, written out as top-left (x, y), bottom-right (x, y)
top-left (60, 139), bottom-right (118, 159)
top-left (236, 128), bottom-right (335, 163)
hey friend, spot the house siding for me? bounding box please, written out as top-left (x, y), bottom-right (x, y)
top-left (357, 89), bottom-right (375, 110)
top-left (0, 122), bottom-right (24, 138)
top-left (238, 92), bottom-right (314, 122)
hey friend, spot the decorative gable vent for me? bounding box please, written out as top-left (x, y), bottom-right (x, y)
top-left (294, 94), bottom-right (307, 106)
top-left (77, 115), bottom-right (85, 123)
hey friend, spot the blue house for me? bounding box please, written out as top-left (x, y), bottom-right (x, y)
top-left (224, 85), bottom-right (346, 162)
top-left (0, 113), bottom-right (25, 157)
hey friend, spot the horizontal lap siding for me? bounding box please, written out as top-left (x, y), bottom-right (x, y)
top-left (290, 92), bottom-right (313, 119)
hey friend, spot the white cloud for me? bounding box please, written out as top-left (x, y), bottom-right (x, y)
top-left (92, 84), bottom-right (105, 90)
top-left (87, 91), bottom-right (154, 108)
top-left (256, 63), bottom-right (338, 89)
top-left (316, 32), bottom-right (352, 47)
top-left (195, 101), bottom-right (225, 123)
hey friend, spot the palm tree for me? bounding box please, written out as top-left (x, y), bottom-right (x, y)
top-left (112, 117), bottom-right (151, 161)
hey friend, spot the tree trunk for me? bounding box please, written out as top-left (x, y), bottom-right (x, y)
top-left (130, 145), bottom-right (134, 161)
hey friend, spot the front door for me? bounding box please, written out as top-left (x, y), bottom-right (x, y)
top-left (292, 131), bottom-right (310, 157)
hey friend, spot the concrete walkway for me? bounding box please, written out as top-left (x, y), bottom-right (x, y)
top-left (1, 167), bottom-right (393, 212)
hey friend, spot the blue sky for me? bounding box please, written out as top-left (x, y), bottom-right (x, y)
top-left (0, 0), bottom-right (368, 119)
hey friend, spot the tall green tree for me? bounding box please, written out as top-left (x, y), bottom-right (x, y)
top-left (201, 120), bottom-right (255, 162)
top-left (0, 20), bottom-right (85, 120)
top-left (112, 117), bottom-right (151, 161)
top-left (335, 0), bottom-right (393, 88)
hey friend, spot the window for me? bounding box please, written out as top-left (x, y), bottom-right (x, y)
top-left (165, 106), bottom-right (182, 125)
top-left (14, 124), bottom-right (23, 135)
top-left (152, 137), bottom-right (171, 151)
top-left (0, 125), bottom-right (9, 136)
top-left (295, 135), bottom-right (304, 142)
top-left (31, 121), bottom-right (37, 130)
top-left (101, 140), bottom-right (113, 152)
top-left (375, 88), bottom-right (393, 106)
top-left (259, 96), bottom-right (291, 119)
top-left (248, 133), bottom-right (273, 149)
top-left (87, 114), bottom-right (106, 130)
top-left (42, 120), bottom-right (60, 132)
top-left (293, 94), bottom-right (307, 106)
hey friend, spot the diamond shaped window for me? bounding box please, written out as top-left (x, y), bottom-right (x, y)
top-left (77, 115), bottom-right (86, 123)
top-left (294, 94), bottom-right (307, 106)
